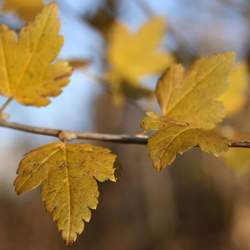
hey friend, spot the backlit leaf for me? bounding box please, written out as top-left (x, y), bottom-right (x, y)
top-left (3, 0), bottom-right (44, 22)
top-left (219, 63), bottom-right (248, 116)
top-left (142, 52), bottom-right (235, 170)
top-left (0, 4), bottom-right (72, 106)
top-left (155, 52), bottom-right (235, 129)
top-left (15, 142), bottom-right (117, 245)
top-left (106, 17), bottom-right (173, 104)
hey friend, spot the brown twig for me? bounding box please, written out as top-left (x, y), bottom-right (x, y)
top-left (0, 119), bottom-right (249, 147)
top-left (0, 98), bottom-right (12, 113)
top-left (0, 120), bottom-right (148, 144)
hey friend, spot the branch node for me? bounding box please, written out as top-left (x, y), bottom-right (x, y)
top-left (58, 130), bottom-right (77, 142)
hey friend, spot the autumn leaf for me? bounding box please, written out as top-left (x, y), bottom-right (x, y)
top-left (142, 52), bottom-right (235, 170)
top-left (219, 63), bottom-right (248, 116)
top-left (0, 4), bottom-right (72, 107)
top-left (3, 0), bottom-right (44, 22)
top-left (106, 16), bottom-right (174, 104)
top-left (156, 52), bottom-right (235, 129)
top-left (15, 142), bottom-right (117, 245)
top-left (145, 121), bottom-right (229, 171)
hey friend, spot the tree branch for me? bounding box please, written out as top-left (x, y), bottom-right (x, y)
top-left (0, 98), bottom-right (12, 113)
top-left (0, 120), bottom-right (148, 144)
top-left (0, 119), bottom-right (250, 147)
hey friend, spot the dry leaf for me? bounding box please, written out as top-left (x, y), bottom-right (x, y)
top-left (3, 0), bottom-right (44, 22)
top-left (142, 52), bottom-right (235, 170)
top-left (219, 63), bottom-right (248, 116)
top-left (0, 4), bottom-right (72, 106)
top-left (106, 16), bottom-right (173, 103)
top-left (15, 142), bottom-right (117, 245)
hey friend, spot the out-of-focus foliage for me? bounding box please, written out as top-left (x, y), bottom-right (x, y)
top-left (221, 128), bottom-right (250, 173)
top-left (220, 63), bottom-right (248, 116)
top-left (105, 17), bottom-right (174, 105)
top-left (0, 4), bottom-right (72, 106)
top-left (85, 0), bottom-right (117, 36)
top-left (68, 59), bottom-right (91, 70)
top-left (223, 148), bottom-right (250, 173)
top-left (142, 52), bottom-right (235, 170)
top-left (2, 0), bottom-right (44, 21)
top-left (15, 142), bottom-right (117, 245)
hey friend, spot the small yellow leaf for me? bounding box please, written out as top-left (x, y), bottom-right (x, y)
top-left (156, 52), bottom-right (235, 129)
top-left (3, 0), bottom-right (44, 22)
top-left (15, 142), bottom-right (117, 245)
top-left (219, 63), bottom-right (248, 115)
top-left (106, 16), bottom-right (173, 103)
top-left (142, 116), bottom-right (229, 170)
top-left (0, 4), bottom-right (72, 107)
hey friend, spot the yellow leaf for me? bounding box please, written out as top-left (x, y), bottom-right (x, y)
top-left (219, 63), bottom-right (248, 115)
top-left (0, 4), bottom-right (72, 107)
top-left (223, 148), bottom-right (250, 174)
top-left (142, 52), bottom-right (235, 170)
top-left (3, 0), bottom-right (44, 22)
top-left (142, 115), bottom-right (229, 170)
top-left (15, 142), bottom-right (117, 245)
top-left (106, 16), bottom-right (173, 103)
top-left (156, 52), bottom-right (235, 129)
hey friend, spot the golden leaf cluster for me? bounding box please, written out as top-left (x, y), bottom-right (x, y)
top-left (0, 3), bottom-right (117, 245)
top-left (0, 0), bottom-right (249, 247)
top-left (142, 52), bottom-right (236, 170)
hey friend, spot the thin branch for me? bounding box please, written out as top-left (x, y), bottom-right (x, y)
top-left (0, 98), bottom-right (12, 113)
top-left (0, 120), bottom-right (148, 144)
top-left (0, 119), bottom-right (250, 148)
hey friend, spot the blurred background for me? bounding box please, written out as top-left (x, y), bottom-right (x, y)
top-left (1, 0), bottom-right (250, 249)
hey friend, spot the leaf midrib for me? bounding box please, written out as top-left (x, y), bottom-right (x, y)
top-left (15, 9), bottom-right (51, 93)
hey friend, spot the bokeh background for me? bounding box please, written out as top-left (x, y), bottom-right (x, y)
top-left (1, 0), bottom-right (250, 249)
